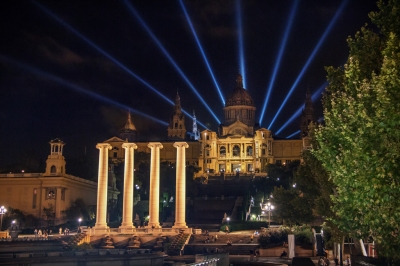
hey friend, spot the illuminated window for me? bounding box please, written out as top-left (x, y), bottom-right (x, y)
top-left (233, 145), bottom-right (240, 156)
top-left (246, 146), bottom-right (253, 156)
top-left (219, 146), bottom-right (226, 157)
top-left (32, 188), bottom-right (37, 209)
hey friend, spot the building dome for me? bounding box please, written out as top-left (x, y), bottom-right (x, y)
top-left (225, 74), bottom-right (254, 107)
top-left (223, 74), bottom-right (256, 131)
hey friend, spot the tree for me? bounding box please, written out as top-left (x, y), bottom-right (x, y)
top-left (62, 198), bottom-right (94, 224)
top-left (294, 130), bottom-right (347, 244)
top-left (272, 186), bottom-right (314, 227)
top-left (43, 204), bottom-right (55, 226)
top-left (314, 0), bottom-right (400, 260)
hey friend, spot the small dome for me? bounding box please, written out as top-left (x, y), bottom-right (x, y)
top-left (225, 74), bottom-right (254, 107)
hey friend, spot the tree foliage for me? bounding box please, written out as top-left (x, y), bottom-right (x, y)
top-left (314, 0), bottom-right (400, 259)
top-left (272, 186), bottom-right (314, 227)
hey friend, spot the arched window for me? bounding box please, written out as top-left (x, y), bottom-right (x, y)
top-left (233, 145), bottom-right (240, 157)
top-left (247, 146), bottom-right (253, 156)
top-left (220, 146), bottom-right (226, 157)
top-left (50, 165), bottom-right (56, 173)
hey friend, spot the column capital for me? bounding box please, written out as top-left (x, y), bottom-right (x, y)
top-left (148, 142), bottom-right (163, 149)
top-left (122, 143), bottom-right (138, 149)
top-left (96, 143), bottom-right (112, 150)
top-left (173, 142), bottom-right (189, 149)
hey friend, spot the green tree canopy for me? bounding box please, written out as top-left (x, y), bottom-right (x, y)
top-left (314, 0), bottom-right (400, 259)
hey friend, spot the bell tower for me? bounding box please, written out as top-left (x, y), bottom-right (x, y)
top-left (167, 92), bottom-right (186, 139)
top-left (300, 88), bottom-right (317, 138)
top-left (44, 138), bottom-right (66, 176)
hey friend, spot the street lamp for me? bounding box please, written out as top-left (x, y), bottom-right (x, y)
top-left (0, 206), bottom-right (6, 231)
top-left (264, 202), bottom-right (275, 227)
top-left (78, 218), bottom-right (82, 231)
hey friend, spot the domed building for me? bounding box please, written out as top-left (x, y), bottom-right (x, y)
top-left (196, 74), bottom-right (307, 179)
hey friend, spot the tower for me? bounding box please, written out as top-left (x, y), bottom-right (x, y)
top-left (120, 112), bottom-right (137, 142)
top-left (220, 74), bottom-right (256, 136)
top-left (167, 92), bottom-right (186, 139)
top-left (192, 110), bottom-right (200, 140)
top-left (300, 88), bottom-right (317, 137)
top-left (44, 138), bottom-right (66, 176)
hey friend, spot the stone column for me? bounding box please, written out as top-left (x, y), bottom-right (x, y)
top-left (147, 142), bottom-right (163, 228)
top-left (173, 142), bottom-right (189, 228)
top-left (119, 143), bottom-right (137, 232)
top-left (94, 143), bottom-right (112, 231)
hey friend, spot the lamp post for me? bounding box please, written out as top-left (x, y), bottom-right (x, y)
top-left (0, 206), bottom-right (6, 231)
top-left (264, 202), bottom-right (274, 227)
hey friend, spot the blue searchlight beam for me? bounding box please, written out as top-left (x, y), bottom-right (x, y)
top-left (236, 0), bottom-right (246, 88)
top-left (32, 1), bottom-right (208, 128)
top-left (259, 0), bottom-right (299, 126)
top-left (268, 0), bottom-right (348, 130)
top-left (275, 82), bottom-right (327, 135)
top-left (123, 0), bottom-right (220, 124)
top-left (0, 55), bottom-right (168, 126)
top-left (179, 0), bottom-right (225, 106)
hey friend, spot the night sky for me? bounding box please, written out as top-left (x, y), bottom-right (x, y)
top-left (0, 0), bottom-right (378, 171)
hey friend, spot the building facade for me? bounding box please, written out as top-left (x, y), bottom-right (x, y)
top-left (0, 139), bottom-right (118, 226)
top-left (196, 74), bottom-right (306, 178)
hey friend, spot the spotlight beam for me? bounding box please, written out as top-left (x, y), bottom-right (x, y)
top-left (259, 0), bottom-right (299, 125)
top-left (179, 0), bottom-right (225, 106)
top-left (123, 0), bottom-right (221, 124)
top-left (268, 0), bottom-right (348, 129)
top-left (286, 130), bottom-right (300, 139)
top-left (275, 82), bottom-right (326, 135)
top-left (32, 1), bottom-right (209, 128)
top-left (236, 0), bottom-right (246, 88)
top-left (0, 55), bottom-right (168, 126)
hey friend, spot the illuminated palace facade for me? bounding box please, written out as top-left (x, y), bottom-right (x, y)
top-left (195, 74), bottom-right (310, 178)
top-left (108, 74), bottom-right (312, 179)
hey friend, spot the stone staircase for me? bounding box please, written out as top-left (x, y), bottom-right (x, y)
top-left (61, 232), bottom-right (87, 251)
top-left (167, 230), bottom-right (190, 256)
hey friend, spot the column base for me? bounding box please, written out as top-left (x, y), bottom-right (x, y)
top-left (147, 223), bottom-right (161, 229)
top-left (119, 225), bottom-right (135, 234)
top-left (93, 224), bottom-right (109, 235)
top-left (172, 223), bottom-right (188, 229)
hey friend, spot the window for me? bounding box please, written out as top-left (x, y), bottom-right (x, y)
top-left (61, 189), bottom-right (65, 201)
top-left (219, 146), bottom-right (226, 157)
top-left (113, 152), bottom-right (117, 158)
top-left (32, 188), bottom-right (37, 209)
top-left (276, 160), bottom-right (282, 165)
top-left (246, 146), bottom-right (253, 156)
top-left (233, 145), bottom-right (240, 157)
top-left (262, 149), bottom-right (266, 155)
top-left (50, 165), bottom-right (56, 173)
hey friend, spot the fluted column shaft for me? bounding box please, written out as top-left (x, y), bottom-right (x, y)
top-left (148, 142), bottom-right (163, 228)
top-left (173, 142), bottom-right (189, 228)
top-left (120, 143), bottom-right (137, 229)
top-left (95, 143), bottom-right (112, 229)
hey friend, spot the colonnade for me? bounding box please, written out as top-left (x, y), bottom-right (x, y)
top-left (93, 141), bottom-right (188, 233)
